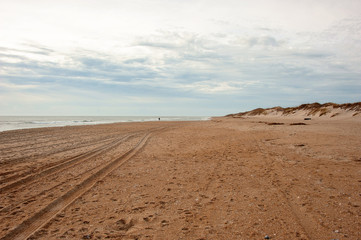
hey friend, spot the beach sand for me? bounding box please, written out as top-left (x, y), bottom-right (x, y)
top-left (0, 118), bottom-right (360, 239)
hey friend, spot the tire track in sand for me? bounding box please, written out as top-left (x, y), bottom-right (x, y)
top-left (0, 131), bottom-right (125, 166)
top-left (0, 160), bottom-right (103, 215)
top-left (252, 136), bottom-right (315, 240)
top-left (0, 134), bottom-right (136, 193)
top-left (0, 131), bottom-right (154, 240)
top-left (0, 136), bottom-right (118, 183)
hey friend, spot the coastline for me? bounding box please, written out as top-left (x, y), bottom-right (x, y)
top-left (0, 116), bottom-right (210, 132)
top-left (0, 118), bottom-right (360, 239)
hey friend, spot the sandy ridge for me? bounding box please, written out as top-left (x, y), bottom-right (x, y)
top-left (227, 102), bottom-right (361, 120)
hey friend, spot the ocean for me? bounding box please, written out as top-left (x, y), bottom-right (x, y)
top-left (0, 116), bottom-right (210, 132)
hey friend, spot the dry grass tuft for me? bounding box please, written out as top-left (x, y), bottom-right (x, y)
top-left (248, 108), bottom-right (267, 116)
top-left (319, 108), bottom-right (331, 117)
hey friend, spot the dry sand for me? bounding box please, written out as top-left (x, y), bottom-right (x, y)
top-left (0, 118), bottom-right (360, 239)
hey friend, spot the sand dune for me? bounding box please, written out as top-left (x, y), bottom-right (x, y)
top-left (227, 102), bottom-right (361, 120)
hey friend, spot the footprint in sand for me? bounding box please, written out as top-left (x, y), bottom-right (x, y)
top-left (114, 218), bottom-right (135, 231)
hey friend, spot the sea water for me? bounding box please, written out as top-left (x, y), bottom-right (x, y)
top-left (0, 116), bottom-right (210, 132)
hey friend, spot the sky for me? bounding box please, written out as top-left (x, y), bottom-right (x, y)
top-left (0, 0), bottom-right (360, 116)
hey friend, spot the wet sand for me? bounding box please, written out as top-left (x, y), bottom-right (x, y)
top-left (0, 118), bottom-right (360, 239)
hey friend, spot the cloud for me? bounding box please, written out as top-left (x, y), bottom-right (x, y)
top-left (289, 51), bottom-right (331, 59)
top-left (247, 36), bottom-right (282, 47)
top-left (0, 1), bottom-right (360, 115)
top-left (0, 45), bottom-right (53, 56)
top-left (1, 25), bottom-right (358, 100)
top-left (0, 81), bottom-right (39, 90)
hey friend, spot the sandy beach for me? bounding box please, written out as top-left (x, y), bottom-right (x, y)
top-left (0, 118), bottom-right (360, 239)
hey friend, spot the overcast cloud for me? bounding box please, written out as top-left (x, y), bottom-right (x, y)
top-left (0, 0), bottom-right (360, 116)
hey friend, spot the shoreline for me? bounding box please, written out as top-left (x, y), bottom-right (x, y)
top-left (0, 116), bottom-right (210, 133)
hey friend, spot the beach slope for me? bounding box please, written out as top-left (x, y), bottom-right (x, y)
top-left (0, 118), bottom-right (360, 239)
